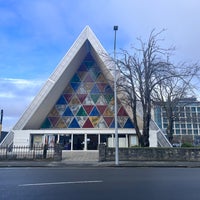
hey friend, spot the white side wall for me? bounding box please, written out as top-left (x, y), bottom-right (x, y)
top-left (149, 130), bottom-right (158, 147)
top-left (13, 130), bottom-right (31, 146)
top-left (13, 129), bottom-right (158, 147)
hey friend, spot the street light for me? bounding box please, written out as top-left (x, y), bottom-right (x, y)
top-left (113, 25), bottom-right (119, 165)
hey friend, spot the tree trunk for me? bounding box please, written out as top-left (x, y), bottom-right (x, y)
top-left (167, 117), bottom-right (174, 144)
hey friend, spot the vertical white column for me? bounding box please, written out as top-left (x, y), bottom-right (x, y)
top-left (98, 134), bottom-right (101, 147)
top-left (71, 134), bottom-right (73, 151)
top-left (57, 134), bottom-right (60, 144)
top-left (112, 134), bottom-right (114, 147)
top-left (126, 134), bottom-right (128, 147)
top-left (84, 134), bottom-right (87, 151)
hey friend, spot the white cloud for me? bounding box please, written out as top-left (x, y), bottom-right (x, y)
top-left (0, 78), bottom-right (43, 131)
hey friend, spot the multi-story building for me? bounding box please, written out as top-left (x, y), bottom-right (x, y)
top-left (153, 98), bottom-right (200, 145)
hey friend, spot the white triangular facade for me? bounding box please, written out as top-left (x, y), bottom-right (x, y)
top-left (14, 26), bottom-right (114, 130)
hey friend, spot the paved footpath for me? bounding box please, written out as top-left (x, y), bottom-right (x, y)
top-left (1, 151), bottom-right (200, 168)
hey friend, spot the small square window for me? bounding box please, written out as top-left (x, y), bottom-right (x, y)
top-left (182, 129), bottom-right (186, 134)
top-left (188, 130), bottom-right (192, 134)
top-left (181, 124), bottom-right (186, 128)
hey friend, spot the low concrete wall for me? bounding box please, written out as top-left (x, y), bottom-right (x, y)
top-left (99, 144), bottom-right (200, 162)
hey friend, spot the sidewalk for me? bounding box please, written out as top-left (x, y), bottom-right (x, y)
top-left (1, 160), bottom-right (200, 168)
top-left (1, 151), bottom-right (200, 168)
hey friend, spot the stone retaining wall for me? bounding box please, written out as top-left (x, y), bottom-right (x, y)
top-left (99, 144), bottom-right (200, 162)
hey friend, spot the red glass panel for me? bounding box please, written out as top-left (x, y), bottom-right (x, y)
top-left (83, 118), bottom-right (94, 128)
top-left (96, 105), bottom-right (107, 115)
top-left (64, 94), bottom-right (74, 103)
top-left (118, 106), bottom-right (128, 116)
top-left (77, 94), bottom-right (87, 103)
top-left (104, 117), bottom-right (114, 127)
top-left (83, 105), bottom-right (94, 115)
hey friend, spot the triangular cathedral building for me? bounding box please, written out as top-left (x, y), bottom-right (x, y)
top-left (9, 26), bottom-right (170, 149)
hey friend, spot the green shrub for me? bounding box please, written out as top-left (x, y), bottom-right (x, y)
top-left (181, 142), bottom-right (194, 147)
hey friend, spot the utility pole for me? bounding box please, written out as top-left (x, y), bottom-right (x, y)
top-left (113, 26), bottom-right (119, 165)
top-left (0, 109), bottom-right (3, 138)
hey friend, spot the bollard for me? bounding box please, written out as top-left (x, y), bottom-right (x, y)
top-left (43, 144), bottom-right (48, 159)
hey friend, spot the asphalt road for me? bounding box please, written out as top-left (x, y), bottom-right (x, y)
top-left (1, 167), bottom-right (200, 200)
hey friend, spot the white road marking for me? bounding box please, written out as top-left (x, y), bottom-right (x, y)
top-left (19, 180), bottom-right (103, 187)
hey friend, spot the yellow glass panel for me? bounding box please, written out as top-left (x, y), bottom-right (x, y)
top-left (84, 82), bottom-right (94, 92)
top-left (63, 85), bottom-right (74, 93)
top-left (96, 74), bottom-right (106, 82)
top-left (103, 107), bottom-right (114, 117)
top-left (56, 118), bottom-right (66, 128)
top-left (48, 107), bottom-right (59, 117)
top-left (89, 116), bottom-right (100, 127)
top-left (69, 95), bottom-right (80, 105)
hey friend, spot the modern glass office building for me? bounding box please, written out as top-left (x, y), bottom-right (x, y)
top-left (153, 98), bottom-right (200, 145)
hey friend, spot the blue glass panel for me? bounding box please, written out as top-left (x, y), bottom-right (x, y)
top-left (124, 118), bottom-right (134, 128)
top-left (91, 84), bottom-right (100, 94)
top-left (56, 96), bottom-right (67, 105)
top-left (110, 120), bottom-right (121, 128)
top-left (79, 64), bottom-right (87, 71)
top-left (90, 106), bottom-right (100, 116)
top-left (71, 73), bottom-right (81, 82)
top-left (70, 82), bottom-right (81, 91)
top-left (63, 107), bottom-right (73, 116)
top-left (104, 85), bottom-right (113, 93)
top-left (68, 118), bottom-right (80, 128)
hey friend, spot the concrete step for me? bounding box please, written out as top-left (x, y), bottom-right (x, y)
top-left (62, 151), bottom-right (99, 162)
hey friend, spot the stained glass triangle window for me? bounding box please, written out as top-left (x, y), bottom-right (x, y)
top-left (90, 106), bottom-right (100, 116)
top-left (96, 105), bottom-right (107, 115)
top-left (56, 96), bottom-right (67, 105)
top-left (68, 118), bottom-right (80, 128)
top-left (41, 52), bottom-right (135, 129)
top-left (83, 105), bottom-right (94, 115)
top-left (76, 106), bottom-right (87, 116)
top-left (91, 84), bottom-right (100, 94)
top-left (41, 119), bottom-right (51, 128)
top-left (71, 73), bottom-right (81, 82)
top-left (71, 82), bottom-right (81, 92)
top-left (91, 94), bottom-right (100, 104)
top-left (124, 118), bottom-right (134, 128)
top-left (83, 118), bottom-right (94, 128)
top-left (63, 107), bottom-right (73, 116)
top-left (118, 106), bottom-right (128, 116)
top-left (77, 94), bottom-right (87, 103)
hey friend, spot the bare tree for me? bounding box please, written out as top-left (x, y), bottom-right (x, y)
top-left (117, 30), bottom-right (174, 147)
top-left (152, 62), bottom-right (199, 143)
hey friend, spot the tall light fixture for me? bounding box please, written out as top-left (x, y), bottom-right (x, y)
top-left (113, 25), bottom-right (119, 165)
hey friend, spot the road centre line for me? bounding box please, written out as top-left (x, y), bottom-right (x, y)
top-left (19, 180), bottom-right (103, 187)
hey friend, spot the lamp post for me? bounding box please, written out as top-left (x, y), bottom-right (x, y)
top-left (113, 26), bottom-right (119, 165)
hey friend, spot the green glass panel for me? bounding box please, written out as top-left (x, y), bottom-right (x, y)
top-left (76, 106), bottom-right (87, 116)
top-left (91, 94), bottom-right (100, 104)
top-left (104, 94), bottom-right (113, 104)
top-left (41, 119), bottom-right (51, 128)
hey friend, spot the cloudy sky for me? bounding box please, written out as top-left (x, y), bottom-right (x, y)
top-left (1, 0), bottom-right (200, 131)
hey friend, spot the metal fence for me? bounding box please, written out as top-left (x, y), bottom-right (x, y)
top-left (0, 145), bottom-right (56, 160)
